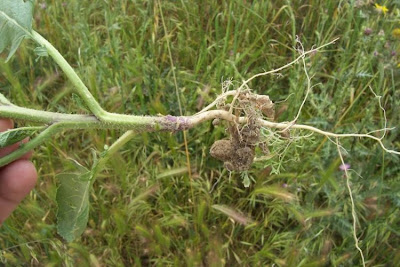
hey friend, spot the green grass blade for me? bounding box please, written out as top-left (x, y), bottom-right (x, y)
top-left (212, 204), bottom-right (254, 225)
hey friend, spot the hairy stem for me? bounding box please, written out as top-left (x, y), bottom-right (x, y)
top-left (0, 103), bottom-right (99, 126)
top-left (0, 98), bottom-right (399, 168)
top-left (0, 101), bottom-right (239, 131)
top-left (31, 31), bottom-right (160, 128)
top-left (31, 31), bottom-right (106, 118)
top-left (0, 123), bottom-right (62, 167)
top-left (91, 130), bottom-right (136, 185)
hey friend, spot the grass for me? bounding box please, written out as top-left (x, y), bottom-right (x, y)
top-left (1, 0), bottom-right (400, 266)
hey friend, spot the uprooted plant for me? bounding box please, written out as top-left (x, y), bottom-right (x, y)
top-left (1, 2), bottom-right (399, 264)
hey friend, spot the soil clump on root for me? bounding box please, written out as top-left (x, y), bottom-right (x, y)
top-left (210, 91), bottom-right (274, 171)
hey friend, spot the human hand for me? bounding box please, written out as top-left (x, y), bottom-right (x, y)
top-left (0, 119), bottom-right (37, 226)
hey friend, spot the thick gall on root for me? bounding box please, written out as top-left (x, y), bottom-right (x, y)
top-left (210, 91), bottom-right (274, 171)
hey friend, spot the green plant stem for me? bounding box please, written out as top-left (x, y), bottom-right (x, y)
top-left (31, 31), bottom-right (106, 119)
top-left (0, 123), bottom-right (134, 168)
top-left (0, 101), bottom-right (157, 130)
top-left (31, 32), bottom-right (170, 128)
top-left (0, 100), bottom-right (239, 130)
top-left (101, 130), bottom-right (136, 157)
top-left (90, 130), bottom-right (136, 185)
top-left (0, 100), bottom-right (238, 167)
top-left (0, 103), bottom-right (99, 126)
top-left (0, 123), bottom-right (61, 167)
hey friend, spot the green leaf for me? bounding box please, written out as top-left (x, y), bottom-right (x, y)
top-left (0, 0), bottom-right (34, 61)
top-left (241, 171), bottom-right (252, 188)
top-left (0, 127), bottom-right (39, 148)
top-left (33, 46), bottom-right (48, 62)
top-left (56, 162), bottom-right (93, 242)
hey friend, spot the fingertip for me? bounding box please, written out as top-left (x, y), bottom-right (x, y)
top-left (0, 137), bottom-right (32, 158)
top-left (0, 160), bottom-right (38, 201)
top-left (0, 119), bottom-right (13, 132)
top-left (0, 160), bottom-right (37, 225)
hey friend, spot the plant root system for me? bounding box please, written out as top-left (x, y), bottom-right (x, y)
top-left (210, 91), bottom-right (274, 171)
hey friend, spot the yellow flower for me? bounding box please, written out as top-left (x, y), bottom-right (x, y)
top-left (392, 28), bottom-right (400, 38)
top-left (375, 3), bottom-right (389, 15)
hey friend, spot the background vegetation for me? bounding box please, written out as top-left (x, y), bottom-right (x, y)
top-left (1, 0), bottom-right (400, 266)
